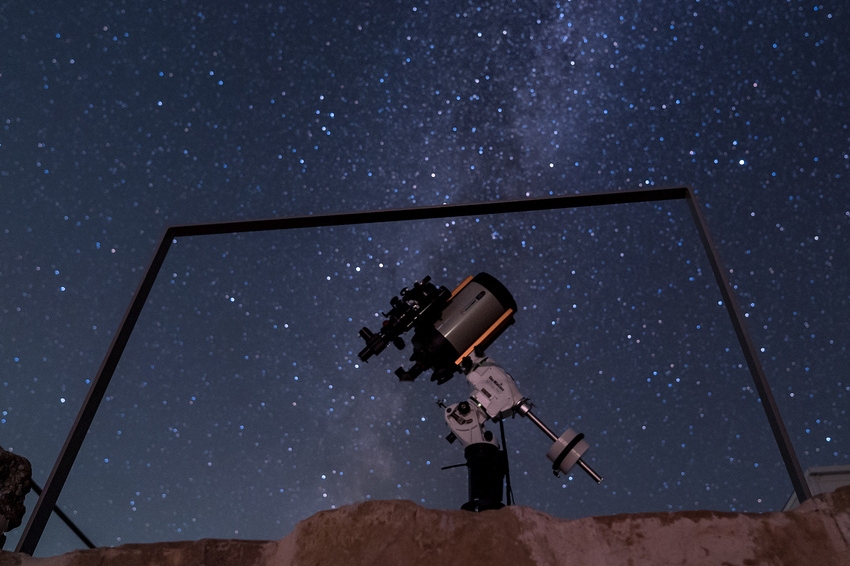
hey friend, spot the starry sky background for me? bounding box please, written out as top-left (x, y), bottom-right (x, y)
top-left (1, 0), bottom-right (847, 557)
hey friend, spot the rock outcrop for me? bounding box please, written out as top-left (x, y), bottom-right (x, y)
top-left (0, 450), bottom-right (32, 551)
top-left (2, 486), bottom-right (848, 565)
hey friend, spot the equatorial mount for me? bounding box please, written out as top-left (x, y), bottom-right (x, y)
top-left (358, 273), bottom-right (603, 510)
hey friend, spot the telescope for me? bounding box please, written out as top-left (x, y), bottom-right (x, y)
top-left (358, 273), bottom-right (602, 511)
top-left (359, 273), bottom-right (516, 384)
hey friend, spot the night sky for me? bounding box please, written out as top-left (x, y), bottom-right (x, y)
top-left (2, 0), bottom-right (847, 557)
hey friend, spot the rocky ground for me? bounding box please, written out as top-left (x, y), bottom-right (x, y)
top-left (2, 486), bottom-right (848, 566)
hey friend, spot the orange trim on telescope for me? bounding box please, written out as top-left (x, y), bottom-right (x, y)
top-left (455, 308), bottom-right (515, 365)
top-left (449, 275), bottom-right (474, 299)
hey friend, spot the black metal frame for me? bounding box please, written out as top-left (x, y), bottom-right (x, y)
top-left (15, 187), bottom-right (811, 554)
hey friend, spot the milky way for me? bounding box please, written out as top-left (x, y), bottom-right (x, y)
top-left (1, 0), bottom-right (847, 556)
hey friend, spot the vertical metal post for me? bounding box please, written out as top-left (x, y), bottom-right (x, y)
top-left (15, 232), bottom-right (176, 555)
top-left (684, 188), bottom-right (812, 504)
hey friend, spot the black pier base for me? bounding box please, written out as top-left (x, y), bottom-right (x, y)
top-left (461, 443), bottom-right (505, 512)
